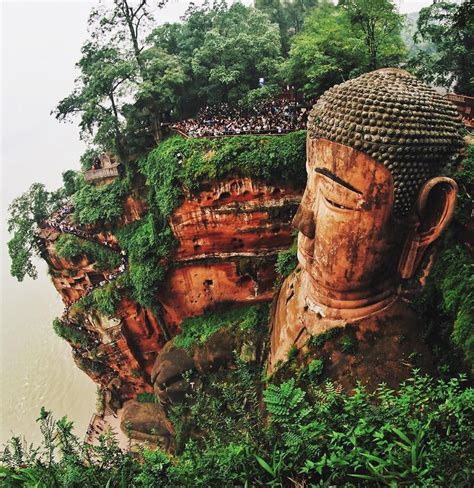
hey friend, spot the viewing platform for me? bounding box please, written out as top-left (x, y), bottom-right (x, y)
top-left (84, 153), bottom-right (121, 184)
top-left (84, 163), bottom-right (120, 183)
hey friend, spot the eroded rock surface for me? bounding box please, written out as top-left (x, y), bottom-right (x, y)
top-left (121, 400), bottom-right (175, 451)
top-left (41, 176), bottom-right (301, 402)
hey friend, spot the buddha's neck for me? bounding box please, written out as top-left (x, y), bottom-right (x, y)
top-left (302, 270), bottom-right (398, 321)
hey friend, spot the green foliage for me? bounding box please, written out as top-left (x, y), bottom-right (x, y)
top-left (54, 234), bottom-right (120, 271)
top-left (75, 282), bottom-right (121, 318)
top-left (418, 239), bottom-right (474, 373)
top-left (414, 145), bottom-right (474, 372)
top-left (263, 374), bottom-right (474, 485)
top-left (264, 377), bottom-right (311, 427)
top-left (73, 177), bottom-right (129, 226)
top-left (140, 132), bottom-right (306, 219)
top-left (255, 0), bottom-right (320, 55)
top-left (409, 0), bottom-right (474, 95)
top-left (80, 148), bottom-right (100, 171)
top-left (52, 318), bottom-right (93, 348)
top-left (340, 0), bottom-right (406, 71)
top-left (339, 335), bottom-right (356, 353)
top-left (96, 387), bottom-right (105, 416)
top-left (284, 1), bottom-right (365, 97)
top-left (62, 170), bottom-right (81, 196)
top-left (300, 358), bottom-right (324, 382)
top-left (2, 374), bottom-right (473, 486)
top-left (285, 0), bottom-right (405, 98)
top-left (454, 143), bottom-right (474, 225)
top-left (7, 183), bottom-right (65, 281)
top-left (275, 237), bottom-right (298, 277)
top-left (308, 327), bottom-right (342, 348)
top-left (116, 215), bottom-right (177, 308)
top-left (286, 344), bottom-right (298, 362)
top-left (173, 305), bottom-right (264, 351)
top-left (136, 392), bottom-right (158, 403)
top-left (55, 42), bottom-right (136, 156)
top-left (150, 1), bottom-right (284, 114)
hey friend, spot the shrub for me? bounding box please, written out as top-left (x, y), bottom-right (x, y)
top-left (275, 238), bottom-right (298, 277)
top-left (136, 392), bottom-right (157, 403)
top-left (1, 374), bottom-right (472, 486)
top-left (75, 282), bottom-right (121, 318)
top-left (116, 216), bottom-right (176, 308)
top-left (339, 335), bottom-right (356, 353)
top-left (54, 234), bottom-right (120, 271)
top-left (52, 317), bottom-right (92, 347)
top-left (139, 132), bottom-right (307, 221)
top-left (173, 305), bottom-right (265, 351)
top-left (73, 177), bottom-right (129, 226)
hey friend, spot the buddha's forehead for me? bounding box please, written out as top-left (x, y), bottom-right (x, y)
top-left (307, 138), bottom-right (392, 197)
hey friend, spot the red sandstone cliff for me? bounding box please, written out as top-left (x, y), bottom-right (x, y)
top-left (40, 177), bottom-right (301, 401)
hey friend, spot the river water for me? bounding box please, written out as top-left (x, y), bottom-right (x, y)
top-left (0, 0), bottom-right (195, 448)
top-left (0, 1), bottom-right (97, 447)
top-left (0, 259), bottom-right (96, 446)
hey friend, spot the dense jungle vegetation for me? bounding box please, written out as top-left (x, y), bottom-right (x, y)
top-left (4, 0), bottom-right (473, 486)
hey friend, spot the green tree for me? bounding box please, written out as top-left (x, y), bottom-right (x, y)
top-left (191, 2), bottom-right (283, 105)
top-left (149, 1), bottom-right (284, 112)
top-left (340, 0), bottom-right (405, 70)
top-left (56, 0), bottom-right (175, 163)
top-left (123, 46), bottom-right (186, 151)
top-left (55, 42), bottom-right (136, 159)
top-left (255, 0), bottom-right (320, 55)
top-left (285, 1), bottom-right (366, 97)
top-left (409, 0), bottom-right (474, 95)
top-left (7, 183), bottom-right (64, 281)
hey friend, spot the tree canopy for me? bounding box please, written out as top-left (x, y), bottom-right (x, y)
top-left (409, 0), bottom-right (474, 95)
top-left (7, 184), bottom-right (65, 281)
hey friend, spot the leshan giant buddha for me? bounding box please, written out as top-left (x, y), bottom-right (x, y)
top-left (269, 69), bottom-right (464, 387)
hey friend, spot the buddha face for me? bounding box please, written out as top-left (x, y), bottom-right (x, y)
top-left (293, 138), bottom-right (405, 298)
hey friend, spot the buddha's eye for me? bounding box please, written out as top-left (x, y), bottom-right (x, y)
top-left (323, 195), bottom-right (354, 211)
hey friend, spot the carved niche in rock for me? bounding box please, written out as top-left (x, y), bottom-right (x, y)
top-left (269, 69), bottom-right (463, 387)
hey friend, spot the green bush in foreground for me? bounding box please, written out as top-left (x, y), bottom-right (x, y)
top-left (1, 373), bottom-right (472, 487)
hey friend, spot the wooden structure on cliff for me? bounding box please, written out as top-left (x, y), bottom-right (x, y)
top-left (84, 153), bottom-right (121, 184)
top-left (445, 93), bottom-right (474, 128)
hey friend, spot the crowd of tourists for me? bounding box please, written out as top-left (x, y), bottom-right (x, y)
top-left (45, 203), bottom-right (129, 343)
top-left (46, 204), bottom-right (120, 251)
top-left (172, 98), bottom-right (308, 138)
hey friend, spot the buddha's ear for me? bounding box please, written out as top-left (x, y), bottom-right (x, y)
top-left (398, 176), bottom-right (458, 279)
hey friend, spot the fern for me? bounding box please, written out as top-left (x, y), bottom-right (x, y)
top-left (264, 378), bottom-right (311, 427)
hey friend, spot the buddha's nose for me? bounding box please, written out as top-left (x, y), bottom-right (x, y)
top-left (292, 205), bottom-right (315, 239)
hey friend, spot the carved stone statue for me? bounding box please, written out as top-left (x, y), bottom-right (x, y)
top-left (269, 69), bottom-right (463, 387)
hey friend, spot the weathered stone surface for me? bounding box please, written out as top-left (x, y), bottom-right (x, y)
top-left (152, 328), bottom-right (241, 405)
top-left (151, 342), bottom-right (195, 405)
top-left (42, 175), bottom-right (300, 401)
top-left (120, 400), bottom-right (175, 451)
top-left (269, 69), bottom-right (460, 384)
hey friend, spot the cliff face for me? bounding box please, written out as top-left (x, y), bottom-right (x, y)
top-left (41, 176), bottom-right (301, 401)
top-left (159, 177), bottom-right (300, 326)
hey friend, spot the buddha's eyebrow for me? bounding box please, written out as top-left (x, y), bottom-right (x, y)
top-left (315, 168), bottom-right (362, 195)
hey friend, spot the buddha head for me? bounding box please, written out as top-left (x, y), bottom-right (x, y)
top-left (293, 69), bottom-right (463, 311)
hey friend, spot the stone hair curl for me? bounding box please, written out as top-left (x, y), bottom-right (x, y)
top-left (307, 68), bottom-right (464, 216)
